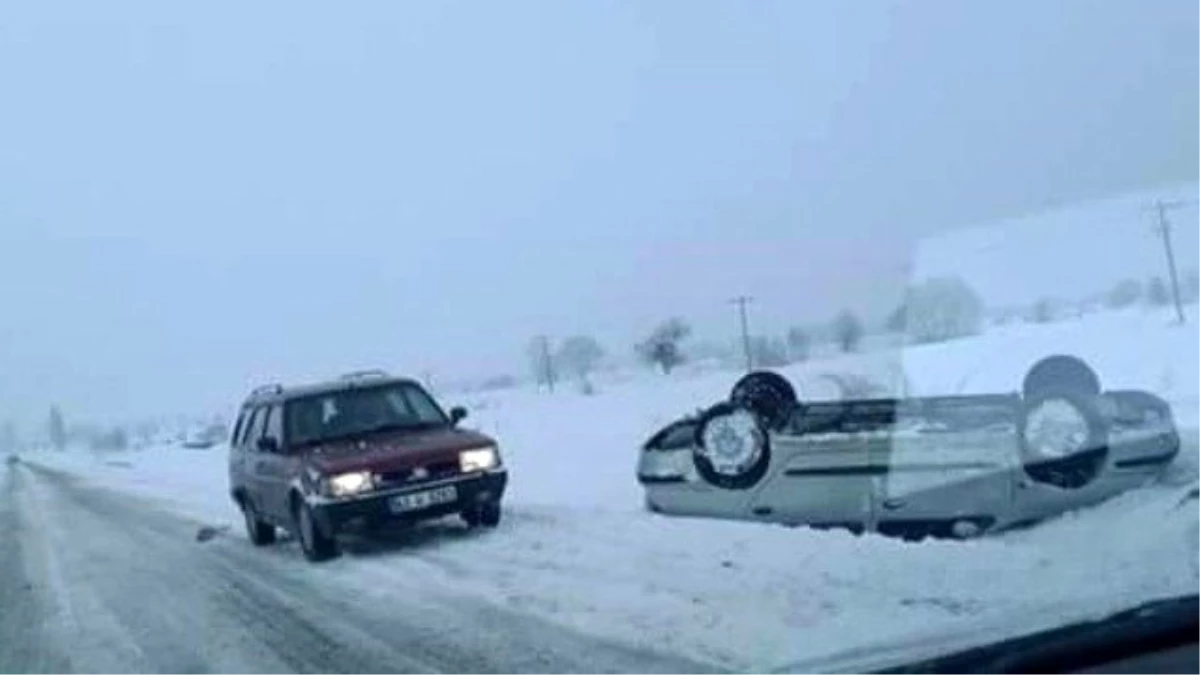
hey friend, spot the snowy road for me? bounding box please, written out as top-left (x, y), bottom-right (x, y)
top-left (0, 462), bottom-right (710, 674)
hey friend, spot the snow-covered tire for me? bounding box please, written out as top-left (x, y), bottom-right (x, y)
top-left (1018, 389), bottom-right (1109, 490)
top-left (693, 403), bottom-right (771, 490)
top-left (730, 371), bottom-right (798, 431)
top-left (241, 499), bottom-right (276, 547)
top-left (295, 501), bottom-right (339, 562)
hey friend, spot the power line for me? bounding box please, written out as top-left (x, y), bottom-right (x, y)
top-left (730, 296), bottom-right (754, 372)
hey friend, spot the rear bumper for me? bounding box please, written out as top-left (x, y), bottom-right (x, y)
top-left (312, 469), bottom-right (507, 535)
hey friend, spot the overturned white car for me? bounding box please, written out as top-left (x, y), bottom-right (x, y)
top-left (637, 355), bottom-right (1181, 539)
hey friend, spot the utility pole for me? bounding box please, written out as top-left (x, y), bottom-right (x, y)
top-left (1151, 199), bottom-right (1190, 325)
top-left (538, 335), bottom-right (556, 393)
top-left (730, 296), bottom-right (754, 372)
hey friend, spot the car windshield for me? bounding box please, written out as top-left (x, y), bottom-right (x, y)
top-left (286, 383), bottom-right (447, 447)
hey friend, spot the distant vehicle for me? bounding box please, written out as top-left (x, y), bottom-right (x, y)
top-left (637, 355), bottom-right (1181, 539)
top-left (182, 427), bottom-right (219, 449)
top-left (228, 370), bottom-right (507, 561)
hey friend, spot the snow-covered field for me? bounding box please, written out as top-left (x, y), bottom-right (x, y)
top-left (28, 307), bottom-right (1200, 670)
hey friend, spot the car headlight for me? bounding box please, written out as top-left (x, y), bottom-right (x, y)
top-left (326, 471), bottom-right (375, 497)
top-left (460, 446), bottom-right (499, 473)
top-left (1024, 398), bottom-right (1090, 460)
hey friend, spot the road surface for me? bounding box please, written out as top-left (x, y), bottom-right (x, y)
top-left (0, 462), bottom-right (710, 673)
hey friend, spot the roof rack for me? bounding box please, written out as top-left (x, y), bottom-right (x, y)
top-left (339, 369), bottom-right (390, 380)
top-left (248, 383), bottom-right (284, 398)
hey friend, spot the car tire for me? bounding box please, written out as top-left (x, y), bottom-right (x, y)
top-left (730, 370), bottom-right (799, 431)
top-left (1018, 389), bottom-right (1109, 490)
top-left (241, 499), bottom-right (277, 546)
top-left (693, 402), bottom-right (772, 490)
top-left (461, 508), bottom-right (481, 528)
top-left (480, 501), bottom-right (501, 527)
top-left (1022, 355), bottom-right (1101, 399)
top-left (295, 501), bottom-right (339, 562)
top-left (463, 502), bottom-right (501, 528)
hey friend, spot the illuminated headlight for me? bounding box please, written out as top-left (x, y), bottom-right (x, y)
top-left (326, 471), bottom-right (375, 497)
top-left (1024, 399), bottom-right (1090, 460)
top-left (460, 446), bottom-right (499, 473)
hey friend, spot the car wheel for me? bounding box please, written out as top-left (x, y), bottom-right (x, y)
top-left (1022, 355), bottom-right (1101, 399)
top-left (461, 508), bottom-right (481, 528)
top-left (295, 501), bottom-right (339, 562)
top-left (479, 501), bottom-right (501, 527)
top-left (693, 402), bottom-right (772, 490)
top-left (730, 370), bottom-right (799, 431)
top-left (241, 499), bottom-right (276, 546)
top-left (1018, 389), bottom-right (1109, 489)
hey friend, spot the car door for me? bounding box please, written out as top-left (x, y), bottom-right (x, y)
top-left (870, 396), bottom-right (1016, 532)
top-left (749, 430), bottom-right (873, 529)
top-left (254, 403), bottom-right (293, 522)
top-left (228, 406), bottom-right (251, 491)
top-left (240, 405), bottom-right (268, 510)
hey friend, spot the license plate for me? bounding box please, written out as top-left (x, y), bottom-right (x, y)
top-left (390, 485), bottom-right (458, 513)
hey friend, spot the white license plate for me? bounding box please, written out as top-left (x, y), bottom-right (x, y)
top-left (389, 485), bottom-right (458, 513)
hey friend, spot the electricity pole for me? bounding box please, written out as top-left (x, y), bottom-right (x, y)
top-left (730, 296), bottom-right (754, 372)
top-left (1151, 199), bottom-right (1189, 325)
top-left (538, 335), bottom-right (556, 393)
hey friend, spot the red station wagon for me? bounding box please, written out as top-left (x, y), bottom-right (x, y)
top-left (228, 370), bottom-right (507, 561)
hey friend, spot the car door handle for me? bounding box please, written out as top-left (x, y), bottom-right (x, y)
top-left (882, 498), bottom-right (905, 511)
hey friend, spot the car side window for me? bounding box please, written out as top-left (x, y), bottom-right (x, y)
top-left (230, 409), bottom-right (247, 446)
top-left (236, 407), bottom-right (257, 447)
top-left (263, 404), bottom-right (283, 451)
top-left (243, 406), bottom-right (267, 449)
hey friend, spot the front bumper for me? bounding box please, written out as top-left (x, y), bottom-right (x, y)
top-left (311, 469), bottom-right (507, 535)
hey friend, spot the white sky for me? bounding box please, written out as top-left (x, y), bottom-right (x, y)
top-left (0, 0), bottom-right (1196, 427)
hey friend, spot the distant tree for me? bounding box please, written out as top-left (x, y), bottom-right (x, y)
top-left (885, 301), bottom-right (908, 333)
top-left (1146, 276), bottom-right (1171, 307)
top-left (479, 374), bottom-right (518, 391)
top-left (0, 421), bottom-right (17, 453)
top-left (1029, 297), bottom-right (1057, 324)
top-left (1104, 278), bottom-right (1143, 309)
top-left (526, 336), bottom-right (557, 392)
top-left (91, 426), bottom-right (129, 452)
top-left (556, 335), bottom-right (605, 380)
top-left (48, 406), bottom-right (66, 452)
top-left (785, 326), bottom-right (811, 362)
top-left (748, 336), bottom-right (789, 368)
top-left (830, 310), bottom-right (864, 353)
top-left (894, 277), bottom-right (984, 344)
top-left (637, 318), bottom-right (691, 374)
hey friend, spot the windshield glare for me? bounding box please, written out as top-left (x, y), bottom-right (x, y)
top-left (286, 383), bottom-right (447, 447)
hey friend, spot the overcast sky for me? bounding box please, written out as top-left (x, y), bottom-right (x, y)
top-left (0, 0), bottom-right (1196, 427)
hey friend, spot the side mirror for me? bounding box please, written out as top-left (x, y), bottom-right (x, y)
top-left (449, 406), bottom-right (468, 426)
top-left (257, 436), bottom-right (280, 453)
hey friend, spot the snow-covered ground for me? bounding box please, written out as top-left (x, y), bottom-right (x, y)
top-left (28, 306), bottom-right (1200, 670)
